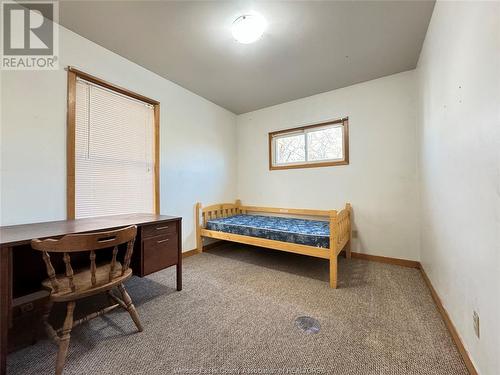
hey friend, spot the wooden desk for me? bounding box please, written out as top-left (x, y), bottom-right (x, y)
top-left (0, 213), bottom-right (182, 375)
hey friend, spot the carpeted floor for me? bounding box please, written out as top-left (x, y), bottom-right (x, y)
top-left (8, 244), bottom-right (468, 375)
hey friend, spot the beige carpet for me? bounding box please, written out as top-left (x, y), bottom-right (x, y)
top-left (8, 244), bottom-right (468, 375)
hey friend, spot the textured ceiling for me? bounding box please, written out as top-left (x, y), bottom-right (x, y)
top-left (59, 1), bottom-right (435, 114)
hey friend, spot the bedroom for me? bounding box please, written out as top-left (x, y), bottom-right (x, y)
top-left (0, 1), bottom-right (498, 374)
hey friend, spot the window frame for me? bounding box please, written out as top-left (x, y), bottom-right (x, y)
top-left (66, 66), bottom-right (160, 219)
top-left (268, 117), bottom-right (349, 170)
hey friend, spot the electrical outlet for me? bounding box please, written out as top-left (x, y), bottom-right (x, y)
top-left (352, 230), bottom-right (358, 238)
top-left (473, 311), bottom-right (480, 339)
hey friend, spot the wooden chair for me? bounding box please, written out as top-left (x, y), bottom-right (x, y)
top-left (31, 225), bottom-right (143, 375)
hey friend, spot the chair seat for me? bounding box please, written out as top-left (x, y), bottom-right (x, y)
top-left (42, 262), bottom-right (132, 302)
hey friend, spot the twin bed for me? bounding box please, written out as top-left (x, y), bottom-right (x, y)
top-left (195, 200), bottom-right (352, 288)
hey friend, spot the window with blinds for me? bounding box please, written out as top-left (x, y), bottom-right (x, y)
top-left (74, 77), bottom-right (156, 219)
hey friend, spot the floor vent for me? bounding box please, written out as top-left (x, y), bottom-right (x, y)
top-left (295, 316), bottom-right (321, 334)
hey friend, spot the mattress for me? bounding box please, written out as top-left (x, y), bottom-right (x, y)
top-left (205, 214), bottom-right (330, 248)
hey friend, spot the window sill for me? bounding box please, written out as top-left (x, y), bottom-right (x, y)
top-left (269, 159), bottom-right (349, 170)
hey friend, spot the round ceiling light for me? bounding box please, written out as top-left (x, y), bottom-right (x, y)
top-left (231, 13), bottom-right (267, 44)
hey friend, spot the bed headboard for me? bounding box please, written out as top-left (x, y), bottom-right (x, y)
top-left (196, 200), bottom-right (245, 228)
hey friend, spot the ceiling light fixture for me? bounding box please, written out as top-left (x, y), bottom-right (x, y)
top-left (231, 13), bottom-right (267, 44)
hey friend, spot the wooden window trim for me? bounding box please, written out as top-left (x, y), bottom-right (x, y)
top-left (268, 117), bottom-right (349, 170)
top-left (66, 66), bottom-right (160, 219)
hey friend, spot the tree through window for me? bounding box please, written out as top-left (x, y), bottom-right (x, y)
top-left (269, 118), bottom-right (349, 170)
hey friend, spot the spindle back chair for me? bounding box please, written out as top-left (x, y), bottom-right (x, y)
top-left (31, 225), bottom-right (143, 375)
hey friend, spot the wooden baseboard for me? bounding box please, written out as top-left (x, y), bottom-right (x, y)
top-left (419, 267), bottom-right (478, 375)
top-left (182, 240), bottom-right (227, 258)
top-left (182, 249), bottom-right (199, 258)
top-left (351, 252), bottom-right (420, 268)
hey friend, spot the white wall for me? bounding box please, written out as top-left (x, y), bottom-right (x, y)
top-left (2, 4), bottom-right (498, 373)
top-left (0, 24), bottom-right (237, 251)
top-left (417, 2), bottom-right (500, 374)
top-left (237, 71), bottom-right (420, 260)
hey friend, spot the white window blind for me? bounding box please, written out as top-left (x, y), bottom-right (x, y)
top-left (75, 78), bottom-right (155, 219)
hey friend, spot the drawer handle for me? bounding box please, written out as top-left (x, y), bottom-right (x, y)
top-left (20, 303), bottom-right (34, 314)
top-left (156, 226), bottom-right (169, 230)
top-left (157, 239), bottom-right (169, 244)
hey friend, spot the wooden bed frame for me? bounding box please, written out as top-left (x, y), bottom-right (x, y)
top-left (195, 200), bottom-right (352, 288)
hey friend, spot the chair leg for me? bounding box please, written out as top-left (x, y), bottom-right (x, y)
top-left (118, 284), bottom-right (143, 332)
top-left (55, 301), bottom-right (75, 375)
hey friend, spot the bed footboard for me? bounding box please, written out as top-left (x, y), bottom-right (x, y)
top-left (329, 203), bottom-right (352, 288)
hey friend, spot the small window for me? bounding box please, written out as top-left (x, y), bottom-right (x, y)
top-left (269, 118), bottom-right (349, 170)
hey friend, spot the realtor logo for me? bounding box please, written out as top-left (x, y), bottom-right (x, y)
top-left (1, 0), bottom-right (59, 69)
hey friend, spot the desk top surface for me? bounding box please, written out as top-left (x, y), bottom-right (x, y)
top-left (0, 213), bottom-right (181, 247)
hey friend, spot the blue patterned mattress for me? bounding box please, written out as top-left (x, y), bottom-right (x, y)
top-left (206, 214), bottom-right (330, 248)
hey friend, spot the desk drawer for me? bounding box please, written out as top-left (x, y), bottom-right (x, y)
top-left (142, 221), bottom-right (177, 239)
top-left (143, 233), bottom-right (178, 275)
top-left (8, 291), bottom-right (50, 353)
